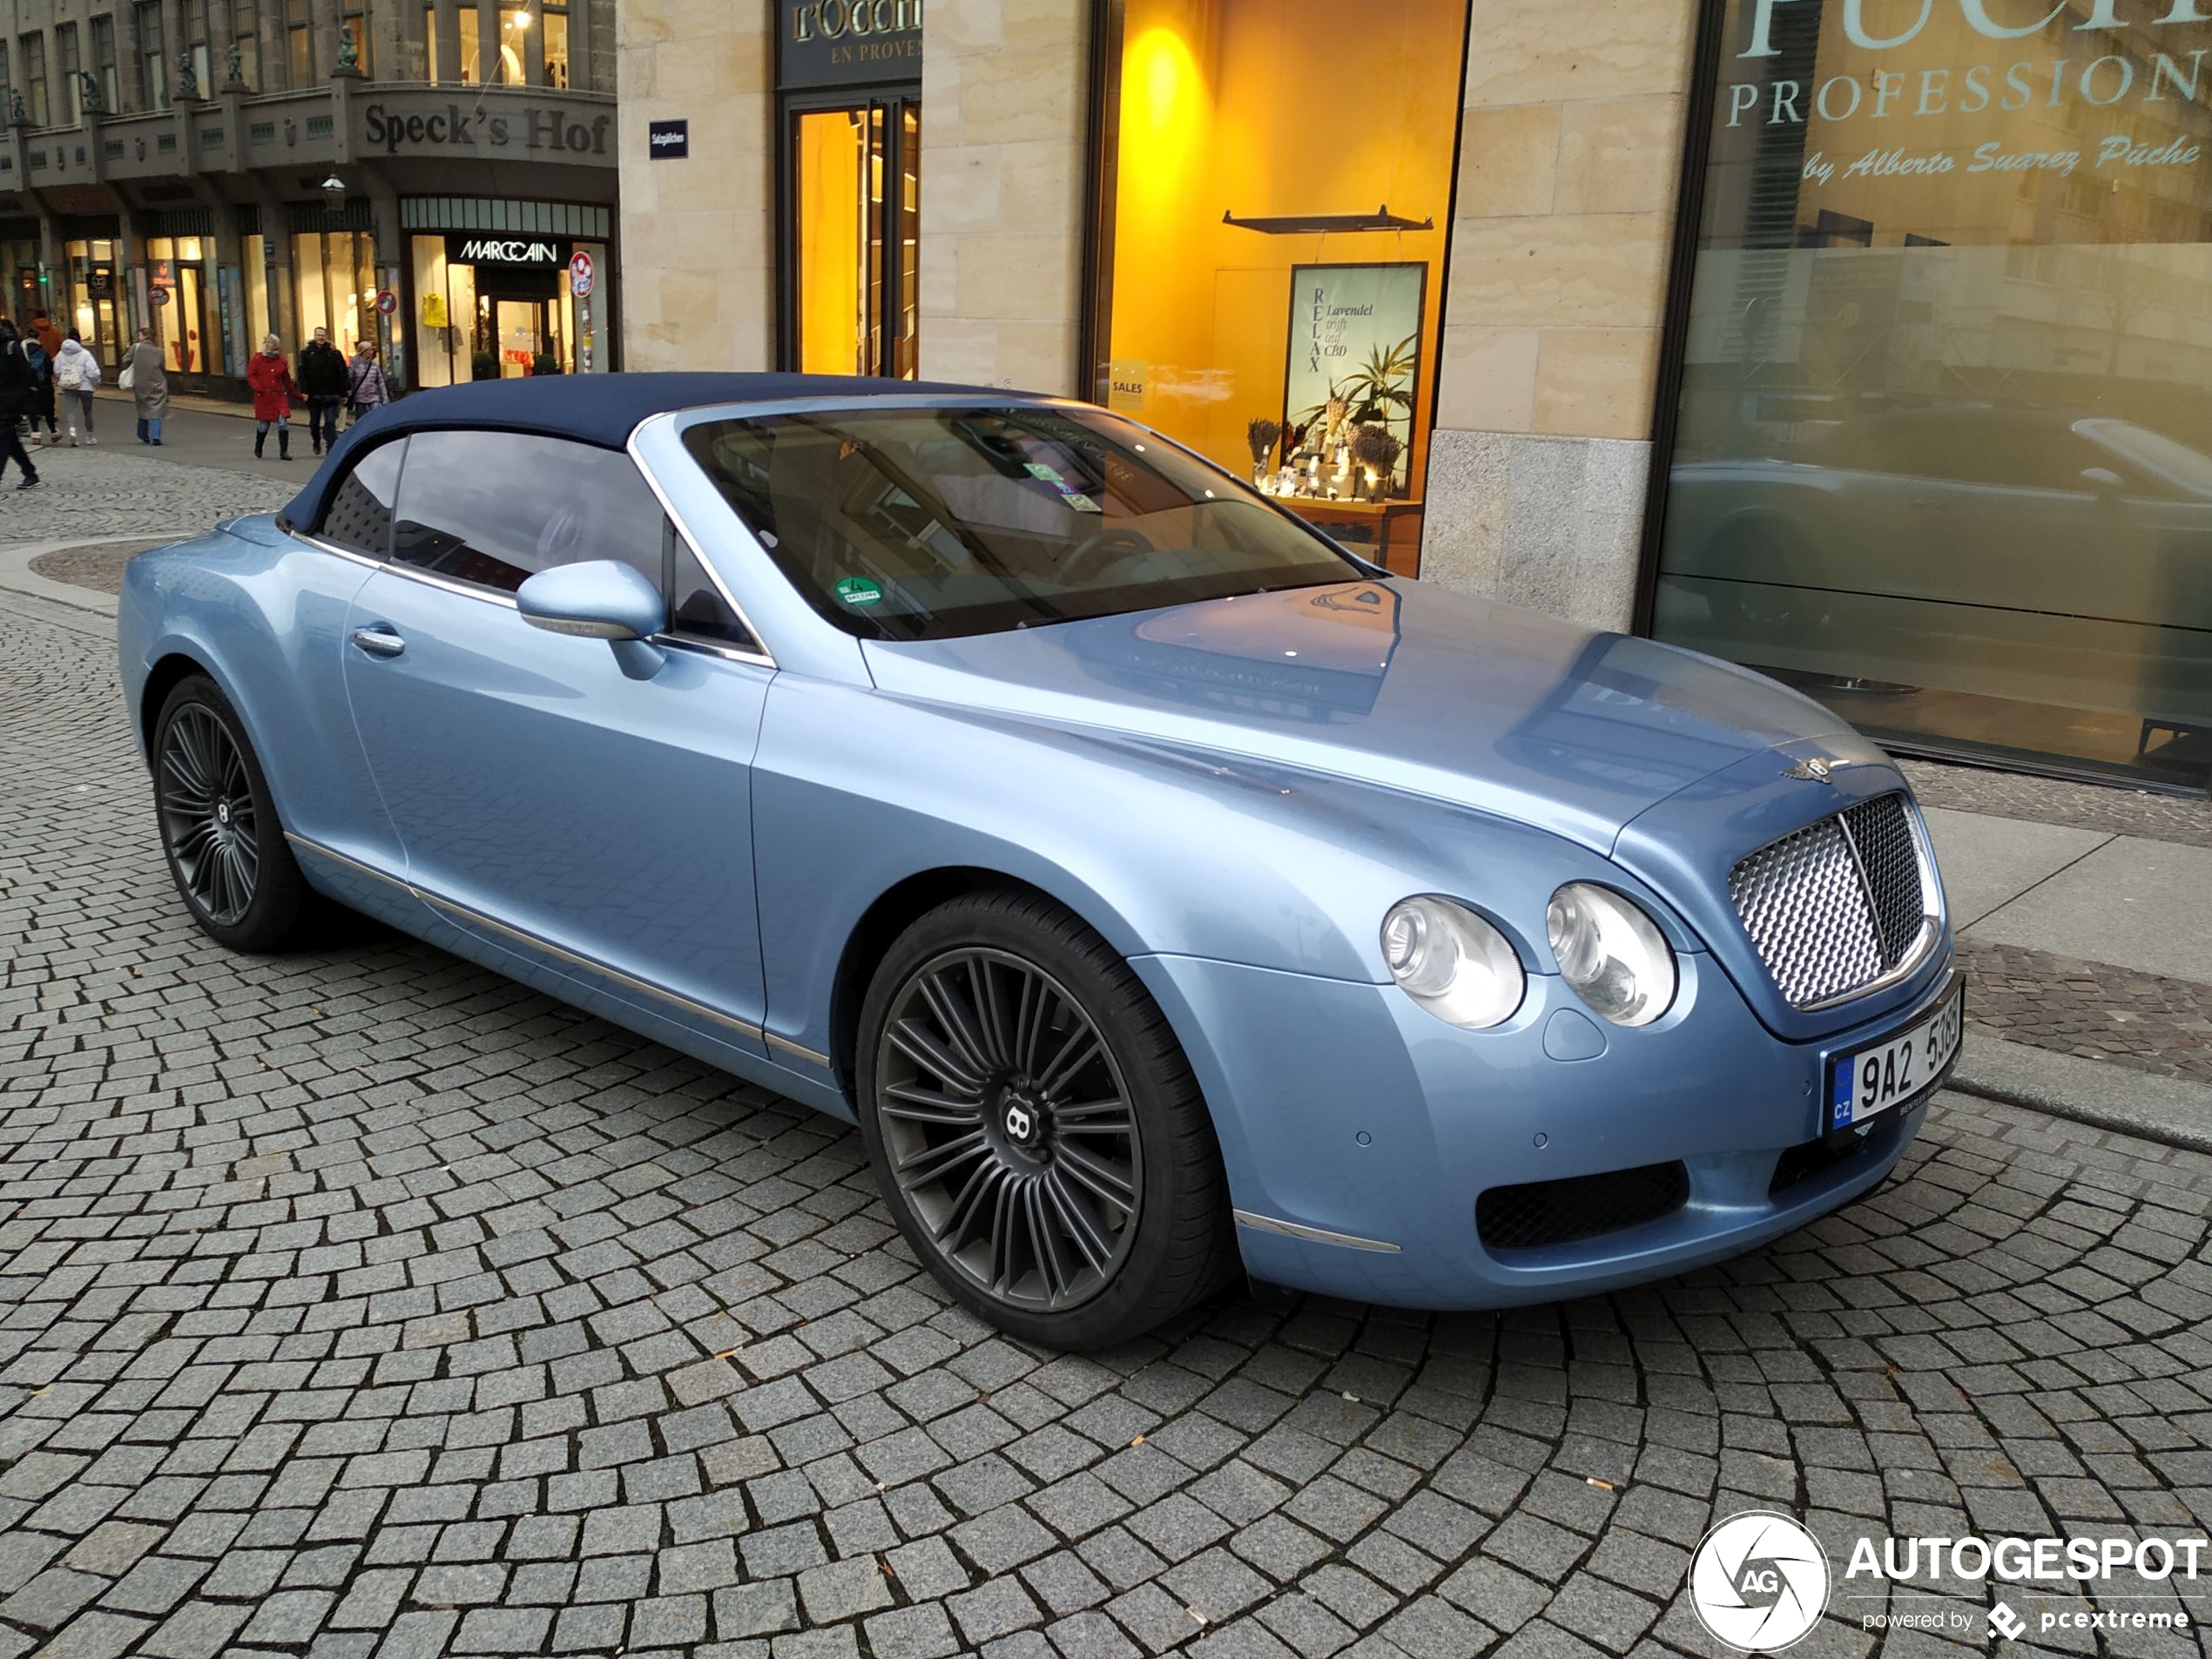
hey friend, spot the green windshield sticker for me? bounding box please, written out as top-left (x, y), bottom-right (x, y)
top-left (1061, 492), bottom-right (1103, 514)
top-left (1023, 462), bottom-right (1066, 483)
top-left (834, 576), bottom-right (884, 608)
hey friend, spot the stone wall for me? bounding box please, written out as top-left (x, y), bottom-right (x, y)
top-left (1419, 0), bottom-right (1703, 631)
top-left (615, 0), bottom-right (775, 372)
top-left (915, 0), bottom-right (1088, 395)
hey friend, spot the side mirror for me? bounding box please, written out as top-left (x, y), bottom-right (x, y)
top-left (2080, 465), bottom-right (2126, 504)
top-left (516, 559), bottom-right (668, 679)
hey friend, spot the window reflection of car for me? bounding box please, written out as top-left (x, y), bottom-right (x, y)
top-left (1660, 408), bottom-right (2212, 730)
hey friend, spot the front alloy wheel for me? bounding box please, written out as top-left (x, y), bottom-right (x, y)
top-left (857, 890), bottom-right (1231, 1348)
top-left (877, 947), bottom-right (1142, 1312)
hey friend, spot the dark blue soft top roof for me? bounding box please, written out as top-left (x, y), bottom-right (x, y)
top-left (280, 370), bottom-right (1016, 529)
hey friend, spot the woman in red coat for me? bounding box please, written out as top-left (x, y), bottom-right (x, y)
top-left (246, 334), bottom-right (299, 461)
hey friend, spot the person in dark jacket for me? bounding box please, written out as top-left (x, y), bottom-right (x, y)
top-left (296, 327), bottom-right (349, 456)
top-left (21, 332), bottom-right (57, 444)
top-left (0, 320), bottom-right (43, 488)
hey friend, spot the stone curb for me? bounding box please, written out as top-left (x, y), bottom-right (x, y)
top-left (0, 536), bottom-right (145, 617)
top-left (1950, 1030), bottom-right (2212, 1157)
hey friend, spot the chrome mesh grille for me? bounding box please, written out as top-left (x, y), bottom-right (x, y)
top-left (1730, 792), bottom-right (1930, 1009)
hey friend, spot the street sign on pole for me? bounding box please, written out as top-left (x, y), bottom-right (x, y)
top-left (569, 251), bottom-right (595, 300)
top-left (375, 289), bottom-right (398, 316)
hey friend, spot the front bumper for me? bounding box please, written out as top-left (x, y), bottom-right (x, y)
top-left (1131, 944), bottom-right (1954, 1309)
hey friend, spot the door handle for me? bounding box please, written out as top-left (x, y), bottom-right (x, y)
top-left (350, 625), bottom-right (406, 658)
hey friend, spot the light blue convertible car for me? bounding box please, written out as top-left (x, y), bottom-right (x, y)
top-left (118, 374), bottom-right (1960, 1347)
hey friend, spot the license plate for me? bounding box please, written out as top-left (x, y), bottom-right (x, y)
top-left (1827, 981), bottom-right (1963, 1130)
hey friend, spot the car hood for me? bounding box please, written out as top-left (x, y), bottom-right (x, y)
top-left (860, 579), bottom-right (1858, 854)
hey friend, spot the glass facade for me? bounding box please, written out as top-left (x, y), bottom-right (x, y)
top-left (1088, 0), bottom-right (1468, 576)
top-left (1655, 0), bottom-right (2212, 787)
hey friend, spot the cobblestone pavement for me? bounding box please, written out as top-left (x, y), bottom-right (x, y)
top-left (8, 595), bottom-right (2212, 1659)
top-left (0, 442), bottom-right (291, 543)
top-left (1960, 941), bottom-right (2212, 1089)
top-left (1900, 760), bottom-right (2212, 853)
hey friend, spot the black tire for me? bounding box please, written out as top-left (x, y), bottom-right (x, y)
top-left (856, 889), bottom-right (1233, 1349)
top-left (151, 672), bottom-right (325, 951)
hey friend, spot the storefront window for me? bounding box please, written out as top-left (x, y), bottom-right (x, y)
top-left (1087, 0), bottom-right (1467, 577)
top-left (1653, 0), bottom-right (2212, 788)
top-left (64, 238), bottom-right (122, 371)
top-left (148, 235), bottom-right (216, 376)
top-left (244, 233), bottom-right (273, 355)
top-left (409, 230), bottom-right (599, 384)
top-left (791, 101), bottom-right (920, 378)
top-left (293, 229), bottom-right (376, 357)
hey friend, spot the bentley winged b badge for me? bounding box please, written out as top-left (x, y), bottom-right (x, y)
top-left (1782, 755), bottom-right (1839, 783)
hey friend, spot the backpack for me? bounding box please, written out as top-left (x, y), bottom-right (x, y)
top-left (55, 350), bottom-right (82, 391)
top-left (23, 341), bottom-right (47, 381)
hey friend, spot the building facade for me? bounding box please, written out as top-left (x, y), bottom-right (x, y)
top-left (0, 0), bottom-right (620, 400)
top-left (647, 0), bottom-right (2212, 794)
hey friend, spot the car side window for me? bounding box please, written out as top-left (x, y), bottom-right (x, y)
top-left (390, 431), bottom-right (664, 596)
top-left (316, 439), bottom-right (405, 557)
top-left (665, 522), bottom-right (756, 650)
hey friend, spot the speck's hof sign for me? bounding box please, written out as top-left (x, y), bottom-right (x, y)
top-left (778, 0), bottom-right (921, 89)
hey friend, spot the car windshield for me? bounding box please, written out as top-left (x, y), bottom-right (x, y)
top-left (680, 404), bottom-right (1364, 640)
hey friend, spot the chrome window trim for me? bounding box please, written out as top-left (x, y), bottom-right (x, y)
top-left (285, 831), bottom-right (774, 1046)
top-left (628, 412), bottom-right (777, 669)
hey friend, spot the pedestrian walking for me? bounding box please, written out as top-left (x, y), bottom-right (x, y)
top-left (296, 326), bottom-right (348, 456)
top-left (22, 331), bottom-right (59, 444)
top-left (54, 330), bottom-right (101, 444)
top-left (346, 341), bottom-right (388, 426)
top-left (125, 327), bottom-right (170, 444)
top-left (28, 308), bottom-right (62, 361)
top-left (247, 334), bottom-right (299, 460)
top-left (0, 320), bottom-right (43, 489)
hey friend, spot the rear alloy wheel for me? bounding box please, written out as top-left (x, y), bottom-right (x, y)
top-left (857, 891), bottom-right (1231, 1347)
top-left (152, 673), bottom-right (324, 951)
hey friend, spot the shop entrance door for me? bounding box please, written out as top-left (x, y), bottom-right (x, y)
top-left (472, 268), bottom-right (565, 376)
top-left (784, 94), bottom-right (920, 379)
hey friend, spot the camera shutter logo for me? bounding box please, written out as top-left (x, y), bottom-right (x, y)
top-left (1688, 1512), bottom-right (1831, 1652)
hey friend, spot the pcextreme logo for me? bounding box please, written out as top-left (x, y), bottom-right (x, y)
top-left (1689, 1512), bottom-right (1831, 1652)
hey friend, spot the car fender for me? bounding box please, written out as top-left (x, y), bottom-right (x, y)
top-left (752, 674), bottom-right (1701, 1079)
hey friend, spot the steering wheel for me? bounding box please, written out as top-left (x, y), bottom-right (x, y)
top-left (1059, 525), bottom-right (1154, 586)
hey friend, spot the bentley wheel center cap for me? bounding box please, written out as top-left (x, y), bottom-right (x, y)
top-left (216, 800), bottom-right (232, 825)
top-left (1002, 1098), bottom-right (1041, 1145)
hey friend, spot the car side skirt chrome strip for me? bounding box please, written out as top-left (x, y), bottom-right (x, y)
top-left (765, 1032), bottom-right (834, 1069)
top-left (1232, 1209), bottom-right (1401, 1254)
top-left (283, 832), bottom-right (767, 1046)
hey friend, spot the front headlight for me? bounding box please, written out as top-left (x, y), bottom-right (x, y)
top-left (1546, 883), bottom-right (1676, 1028)
top-left (1380, 896), bottom-right (1525, 1029)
